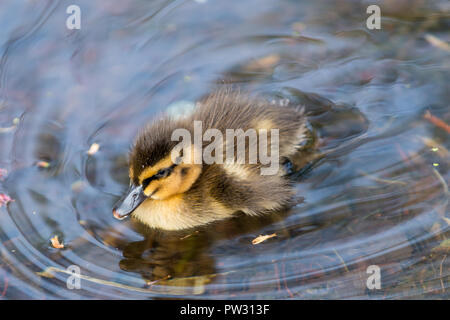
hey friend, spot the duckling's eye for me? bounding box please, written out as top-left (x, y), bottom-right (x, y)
top-left (141, 165), bottom-right (176, 189)
top-left (155, 168), bottom-right (171, 178)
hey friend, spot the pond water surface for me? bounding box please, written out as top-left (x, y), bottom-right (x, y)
top-left (0, 0), bottom-right (449, 299)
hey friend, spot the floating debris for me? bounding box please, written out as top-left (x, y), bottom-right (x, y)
top-left (36, 161), bottom-right (50, 168)
top-left (252, 233), bottom-right (277, 245)
top-left (0, 193), bottom-right (13, 207)
top-left (425, 34), bottom-right (450, 52)
top-left (433, 163), bottom-right (440, 167)
top-left (35, 270), bottom-right (55, 279)
top-left (424, 110), bottom-right (450, 134)
top-left (50, 235), bottom-right (64, 249)
top-left (87, 143), bottom-right (100, 155)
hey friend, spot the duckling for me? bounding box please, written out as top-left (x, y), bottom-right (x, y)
top-left (113, 89), bottom-right (308, 230)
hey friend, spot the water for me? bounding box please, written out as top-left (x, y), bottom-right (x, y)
top-left (0, 0), bottom-right (449, 299)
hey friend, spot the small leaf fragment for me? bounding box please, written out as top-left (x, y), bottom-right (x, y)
top-left (50, 235), bottom-right (64, 249)
top-left (425, 34), bottom-right (450, 52)
top-left (87, 143), bottom-right (100, 155)
top-left (36, 270), bottom-right (55, 278)
top-left (36, 161), bottom-right (50, 168)
top-left (424, 110), bottom-right (450, 134)
top-left (252, 233), bottom-right (277, 245)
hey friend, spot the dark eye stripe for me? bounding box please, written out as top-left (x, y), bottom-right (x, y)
top-left (142, 163), bottom-right (177, 189)
top-left (141, 176), bottom-right (155, 190)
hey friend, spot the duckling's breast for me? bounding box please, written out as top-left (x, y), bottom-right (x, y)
top-left (132, 195), bottom-right (189, 230)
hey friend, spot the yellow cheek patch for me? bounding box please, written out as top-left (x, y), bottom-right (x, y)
top-left (138, 155), bottom-right (174, 184)
top-left (143, 179), bottom-right (163, 197)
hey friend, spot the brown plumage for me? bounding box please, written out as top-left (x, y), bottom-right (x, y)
top-left (113, 89), bottom-right (308, 230)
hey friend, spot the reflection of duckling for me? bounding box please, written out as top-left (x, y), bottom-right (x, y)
top-left (113, 89), bottom-right (308, 230)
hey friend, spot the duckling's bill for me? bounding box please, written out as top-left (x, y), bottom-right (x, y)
top-left (113, 184), bottom-right (147, 220)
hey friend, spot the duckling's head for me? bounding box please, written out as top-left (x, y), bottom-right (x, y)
top-left (113, 120), bottom-right (202, 220)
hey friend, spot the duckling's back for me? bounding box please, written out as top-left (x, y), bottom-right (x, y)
top-left (189, 89), bottom-right (307, 161)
